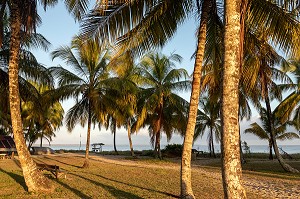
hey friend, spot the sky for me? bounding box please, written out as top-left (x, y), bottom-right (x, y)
top-left (30, 2), bottom-right (299, 147)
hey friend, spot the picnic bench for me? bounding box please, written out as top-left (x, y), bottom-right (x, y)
top-left (0, 154), bottom-right (8, 159)
top-left (36, 163), bottom-right (67, 179)
top-left (0, 152), bottom-right (14, 159)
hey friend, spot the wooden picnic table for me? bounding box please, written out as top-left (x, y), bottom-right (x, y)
top-left (0, 154), bottom-right (8, 159)
top-left (36, 163), bottom-right (67, 179)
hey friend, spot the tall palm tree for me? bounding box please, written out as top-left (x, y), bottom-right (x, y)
top-left (180, 1), bottom-right (212, 197)
top-left (245, 108), bottom-right (299, 160)
top-left (195, 96), bottom-right (221, 158)
top-left (0, 1), bottom-right (59, 191)
top-left (50, 37), bottom-right (110, 168)
top-left (1, 0), bottom-right (93, 192)
top-left (221, 0), bottom-right (247, 198)
top-left (104, 78), bottom-right (138, 157)
top-left (105, 52), bottom-right (140, 157)
top-left (134, 52), bottom-right (190, 159)
top-left (241, 28), bottom-right (299, 173)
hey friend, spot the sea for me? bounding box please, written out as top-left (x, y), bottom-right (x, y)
top-left (42, 144), bottom-right (300, 154)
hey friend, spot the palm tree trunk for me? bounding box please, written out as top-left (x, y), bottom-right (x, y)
top-left (8, 1), bottom-right (52, 192)
top-left (211, 129), bottom-right (216, 158)
top-left (82, 102), bottom-right (92, 168)
top-left (157, 132), bottom-right (162, 159)
top-left (127, 120), bottom-right (135, 157)
top-left (264, 91), bottom-right (298, 172)
top-left (208, 132), bottom-right (212, 157)
top-left (154, 132), bottom-right (159, 158)
top-left (40, 133), bottom-right (43, 147)
top-left (113, 120), bottom-right (118, 155)
top-left (155, 102), bottom-right (163, 159)
top-left (153, 134), bottom-right (157, 158)
top-left (221, 0), bottom-right (247, 198)
top-left (208, 139), bottom-right (212, 157)
top-left (180, 0), bottom-right (210, 198)
top-left (268, 140), bottom-right (273, 160)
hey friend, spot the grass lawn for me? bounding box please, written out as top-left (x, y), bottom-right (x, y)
top-left (0, 153), bottom-right (299, 198)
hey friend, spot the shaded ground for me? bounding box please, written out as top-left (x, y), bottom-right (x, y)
top-left (0, 153), bottom-right (299, 198)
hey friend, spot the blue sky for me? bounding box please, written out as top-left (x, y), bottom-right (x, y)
top-left (31, 2), bottom-right (299, 147)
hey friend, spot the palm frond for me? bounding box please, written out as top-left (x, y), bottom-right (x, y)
top-left (81, 0), bottom-right (193, 56)
top-left (65, 98), bottom-right (89, 131)
top-left (244, 122), bottom-right (269, 140)
top-left (248, 0), bottom-right (300, 55)
top-left (276, 132), bottom-right (300, 140)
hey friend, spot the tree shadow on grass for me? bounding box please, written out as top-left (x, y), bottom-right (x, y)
top-left (12, 158), bottom-right (21, 168)
top-left (43, 156), bottom-right (81, 168)
top-left (0, 168), bottom-right (27, 191)
top-left (88, 156), bottom-right (162, 171)
top-left (80, 171), bottom-right (180, 198)
top-left (7, 159), bottom-right (90, 198)
top-left (71, 172), bottom-right (144, 199)
top-left (55, 179), bottom-right (92, 199)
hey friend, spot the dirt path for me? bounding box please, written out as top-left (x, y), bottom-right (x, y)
top-left (65, 153), bottom-right (300, 199)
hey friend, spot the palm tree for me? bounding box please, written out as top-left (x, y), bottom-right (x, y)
top-left (241, 28), bottom-right (299, 173)
top-left (50, 37), bottom-right (110, 168)
top-left (221, 0), bottom-right (247, 198)
top-left (0, 1), bottom-right (59, 191)
top-left (134, 52), bottom-right (190, 159)
top-left (104, 79), bottom-right (138, 157)
top-left (105, 52), bottom-right (140, 157)
top-left (245, 108), bottom-right (299, 160)
top-left (195, 96), bottom-right (221, 158)
top-left (1, 0), bottom-right (101, 191)
top-left (22, 82), bottom-right (64, 149)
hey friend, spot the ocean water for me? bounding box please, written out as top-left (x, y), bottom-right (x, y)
top-left (42, 144), bottom-right (300, 154)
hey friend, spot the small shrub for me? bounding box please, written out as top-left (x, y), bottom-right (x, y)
top-left (162, 144), bottom-right (183, 157)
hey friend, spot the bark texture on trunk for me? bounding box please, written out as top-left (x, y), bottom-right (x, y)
top-left (157, 132), bottom-right (161, 159)
top-left (154, 135), bottom-right (158, 158)
top-left (127, 120), bottom-right (135, 157)
top-left (211, 131), bottom-right (216, 158)
top-left (8, 1), bottom-right (52, 192)
top-left (180, 0), bottom-right (210, 198)
top-left (268, 140), bottom-right (273, 160)
top-left (82, 103), bottom-right (92, 168)
top-left (113, 121), bottom-right (119, 155)
top-left (264, 94), bottom-right (299, 173)
top-left (154, 132), bottom-right (161, 159)
top-left (221, 0), bottom-right (247, 198)
top-left (154, 101), bottom-right (163, 159)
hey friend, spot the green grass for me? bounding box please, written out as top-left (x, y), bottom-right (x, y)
top-left (0, 154), bottom-right (298, 198)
